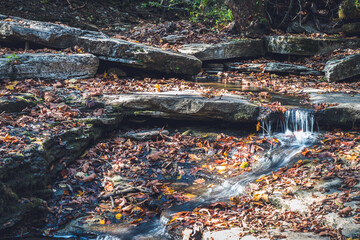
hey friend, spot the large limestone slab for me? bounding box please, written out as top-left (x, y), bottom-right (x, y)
top-left (76, 36), bottom-right (201, 75)
top-left (324, 53), bottom-right (360, 82)
top-left (265, 36), bottom-right (360, 56)
top-left (0, 15), bottom-right (102, 48)
top-left (179, 39), bottom-right (265, 61)
top-left (104, 90), bottom-right (261, 123)
top-left (0, 53), bottom-right (99, 80)
top-left (0, 15), bottom-right (201, 75)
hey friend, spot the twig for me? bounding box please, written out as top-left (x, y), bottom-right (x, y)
top-left (67, 0), bottom-right (88, 11)
top-left (277, 0), bottom-right (293, 28)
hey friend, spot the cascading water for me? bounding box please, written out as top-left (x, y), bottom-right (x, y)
top-left (93, 109), bottom-right (317, 240)
top-left (209, 108), bottom-right (317, 199)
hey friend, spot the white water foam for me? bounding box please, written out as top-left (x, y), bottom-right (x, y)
top-left (209, 109), bottom-right (317, 199)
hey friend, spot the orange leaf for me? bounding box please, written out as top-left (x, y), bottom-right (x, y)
top-left (256, 122), bottom-right (261, 132)
top-left (301, 148), bottom-right (310, 156)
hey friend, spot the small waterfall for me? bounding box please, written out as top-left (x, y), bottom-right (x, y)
top-left (86, 109), bottom-right (318, 240)
top-left (281, 109), bottom-right (314, 143)
top-left (209, 108), bottom-right (316, 198)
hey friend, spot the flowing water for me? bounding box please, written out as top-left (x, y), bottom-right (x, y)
top-left (92, 109), bottom-right (317, 240)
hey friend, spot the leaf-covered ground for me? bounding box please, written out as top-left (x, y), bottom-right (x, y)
top-left (1, 45), bottom-right (360, 239)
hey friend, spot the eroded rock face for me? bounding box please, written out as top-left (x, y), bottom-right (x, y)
top-left (0, 53), bottom-right (99, 80)
top-left (0, 15), bottom-right (202, 76)
top-left (179, 39), bottom-right (265, 61)
top-left (324, 53), bottom-right (360, 82)
top-left (0, 112), bottom-right (123, 234)
top-left (104, 90), bottom-right (261, 123)
top-left (265, 36), bottom-right (360, 56)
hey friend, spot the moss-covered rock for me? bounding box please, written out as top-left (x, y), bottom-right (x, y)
top-left (342, 22), bottom-right (360, 36)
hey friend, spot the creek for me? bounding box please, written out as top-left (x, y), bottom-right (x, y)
top-left (51, 108), bottom-right (317, 240)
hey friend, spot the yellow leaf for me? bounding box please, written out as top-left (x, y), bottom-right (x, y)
top-left (223, 151), bottom-right (228, 158)
top-left (155, 84), bottom-right (161, 92)
top-left (99, 219), bottom-right (105, 225)
top-left (103, 72), bottom-right (108, 78)
top-left (273, 137), bottom-right (279, 143)
top-left (169, 217), bottom-right (178, 223)
top-left (5, 85), bottom-right (14, 90)
top-left (256, 122), bottom-right (261, 132)
top-left (77, 190), bottom-right (84, 196)
top-left (184, 193), bottom-right (197, 198)
top-left (5, 81), bottom-right (18, 90)
top-left (115, 213), bottom-right (122, 220)
top-left (176, 174), bottom-right (182, 180)
top-left (253, 191), bottom-right (269, 202)
top-left (240, 162), bottom-right (249, 169)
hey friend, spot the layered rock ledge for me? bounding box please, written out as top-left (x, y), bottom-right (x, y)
top-left (0, 15), bottom-right (202, 76)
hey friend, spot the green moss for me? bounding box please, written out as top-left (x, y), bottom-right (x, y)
top-left (339, 0), bottom-right (360, 20)
top-left (0, 182), bottom-right (19, 215)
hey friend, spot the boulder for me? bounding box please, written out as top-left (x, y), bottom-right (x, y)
top-left (308, 91), bottom-right (360, 128)
top-left (226, 62), bottom-right (322, 75)
top-left (324, 53), bottom-right (360, 82)
top-left (0, 53), bottom-right (99, 80)
top-left (0, 15), bottom-right (202, 76)
top-left (178, 39), bottom-right (265, 61)
top-left (0, 94), bottom-right (35, 112)
top-left (104, 90), bottom-right (261, 123)
top-left (265, 36), bottom-right (360, 56)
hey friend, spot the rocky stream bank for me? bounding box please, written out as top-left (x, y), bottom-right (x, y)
top-left (0, 15), bottom-right (360, 240)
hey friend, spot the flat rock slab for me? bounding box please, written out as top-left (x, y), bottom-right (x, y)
top-left (0, 53), bottom-right (99, 80)
top-left (308, 91), bottom-right (360, 128)
top-left (227, 62), bottom-right (322, 75)
top-left (124, 129), bottom-right (169, 140)
top-left (203, 229), bottom-right (328, 240)
top-left (266, 36), bottom-right (360, 56)
top-left (104, 90), bottom-right (261, 123)
top-left (178, 39), bottom-right (265, 61)
top-left (324, 53), bottom-right (360, 82)
top-left (0, 15), bottom-right (201, 76)
top-left (76, 36), bottom-right (201, 75)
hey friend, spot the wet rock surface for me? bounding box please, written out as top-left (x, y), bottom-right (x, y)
top-left (0, 53), bottom-right (99, 80)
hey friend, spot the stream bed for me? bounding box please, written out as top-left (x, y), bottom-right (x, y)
top-left (48, 108), bottom-right (318, 240)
